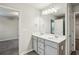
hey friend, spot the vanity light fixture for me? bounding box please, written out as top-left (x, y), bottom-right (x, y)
top-left (42, 10), bottom-right (48, 15)
top-left (42, 8), bottom-right (57, 15)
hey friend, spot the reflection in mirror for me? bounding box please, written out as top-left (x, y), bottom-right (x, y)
top-left (51, 19), bottom-right (55, 34)
top-left (51, 15), bottom-right (65, 35)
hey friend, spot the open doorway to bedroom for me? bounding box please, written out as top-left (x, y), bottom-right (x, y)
top-left (0, 6), bottom-right (19, 55)
top-left (74, 13), bottom-right (79, 55)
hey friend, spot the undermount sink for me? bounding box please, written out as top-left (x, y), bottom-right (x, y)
top-left (47, 35), bottom-right (59, 39)
top-left (48, 37), bottom-right (53, 39)
top-left (33, 33), bottom-right (63, 39)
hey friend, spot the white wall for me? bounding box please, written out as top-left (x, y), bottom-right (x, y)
top-left (0, 4), bottom-right (52, 54)
top-left (33, 14), bottom-right (53, 34)
top-left (0, 16), bottom-right (18, 41)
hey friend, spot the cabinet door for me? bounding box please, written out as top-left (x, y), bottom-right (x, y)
top-left (45, 40), bottom-right (58, 48)
top-left (38, 48), bottom-right (44, 55)
top-left (45, 45), bottom-right (58, 55)
top-left (33, 38), bottom-right (38, 52)
top-left (38, 41), bottom-right (44, 50)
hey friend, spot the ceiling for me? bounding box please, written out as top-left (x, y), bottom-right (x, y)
top-left (0, 7), bottom-right (18, 17)
top-left (0, 3), bottom-right (66, 10)
top-left (0, 3), bottom-right (51, 10)
top-left (0, 3), bottom-right (66, 16)
top-left (26, 3), bottom-right (66, 10)
top-left (26, 3), bottom-right (51, 10)
top-left (27, 3), bottom-right (66, 16)
top-left (51, 3), bottom-right (66, 16)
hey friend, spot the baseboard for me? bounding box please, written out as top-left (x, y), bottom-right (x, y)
top-left (19, 49), bottom-right (33, 55)
top-left (0, 37), bottom-right (18, 41)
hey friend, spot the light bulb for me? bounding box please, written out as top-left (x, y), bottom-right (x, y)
top-left (42, 7), bottom-right (57, 15)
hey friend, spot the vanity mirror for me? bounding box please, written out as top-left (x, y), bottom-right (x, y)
top-left (41, 3), bottom-right (66, 35)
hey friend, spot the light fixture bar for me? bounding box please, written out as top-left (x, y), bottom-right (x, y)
top-left (42, 8), bottom-right (57, 15)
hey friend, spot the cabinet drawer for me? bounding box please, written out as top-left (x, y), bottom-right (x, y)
top-left (38, 38), bottom-right (44, 43)
top-left (45, 40), bottom-right (58, 48)
top-left (45, 45), bottom-right (58, 55)
top-left (33, 38), bottom-right (38, 52)
top-left (38, 41), bottom-right (44, 50)
top-left (38, 48), bottom-right (44, 55)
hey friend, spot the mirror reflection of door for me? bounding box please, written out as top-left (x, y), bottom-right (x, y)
top-left (51, 20), bottom-right (55, 34)
top-left (51, 16), bottom-right (65, 35)
top-left (55, 19), bottom-right (63, 35)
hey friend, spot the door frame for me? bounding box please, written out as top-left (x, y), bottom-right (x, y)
top-left (74, 12), bottom-right (79, 51)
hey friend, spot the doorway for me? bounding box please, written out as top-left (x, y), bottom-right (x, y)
top-left (0, 6), bottom-right (19, 55)
top-left (74, 12), bottom-right (79, 55)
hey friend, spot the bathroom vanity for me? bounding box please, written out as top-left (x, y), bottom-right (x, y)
top-left (32, 33), bottom-right (65, 55)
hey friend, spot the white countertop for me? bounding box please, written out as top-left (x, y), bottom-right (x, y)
top-left (32, 33), bottom-right (66, 43)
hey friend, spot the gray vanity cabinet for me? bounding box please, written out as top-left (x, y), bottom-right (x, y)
top-left (45, 45), bottom-right (58, 55)
top-left (32, 36), bottom-right (38, 52)
top-left (32, 35), bottom-right (65, 55)
top-left (37, 38), bottom-right (45, 55)
top-left (45, 40), bottom-right (58, 55)
top-left (45, 40), bottom-right (65, 55)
